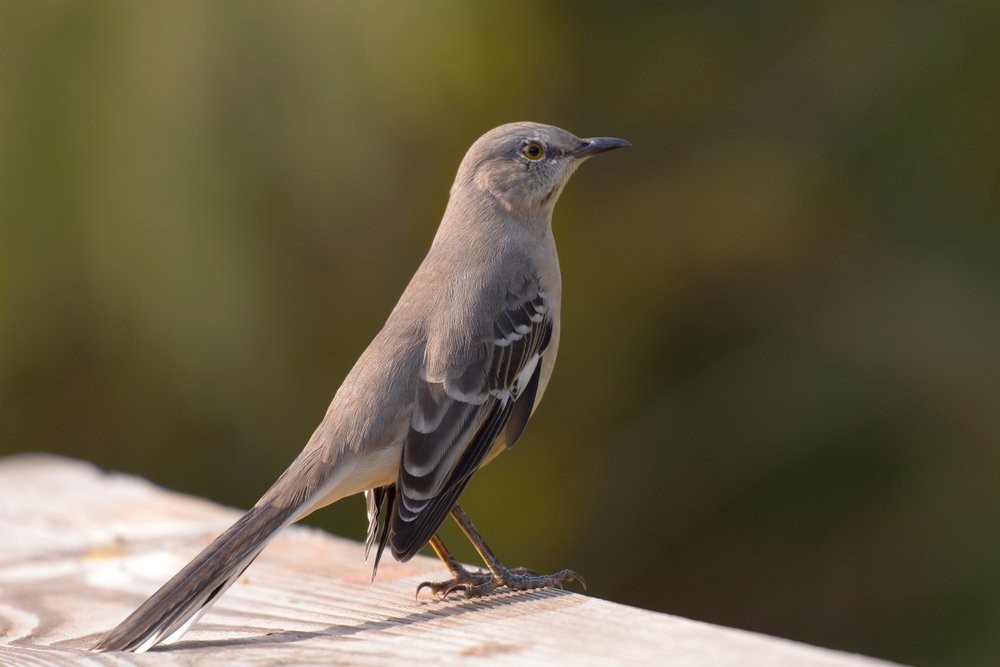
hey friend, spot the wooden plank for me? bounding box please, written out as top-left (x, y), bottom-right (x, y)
top-left (0, 454), bottom-right (900, 666)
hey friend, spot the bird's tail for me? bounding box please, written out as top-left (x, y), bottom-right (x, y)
top-left (94, 503), bottom-right (298, 653)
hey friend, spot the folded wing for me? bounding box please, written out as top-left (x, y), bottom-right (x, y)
top-left (367, 290), bottom-right (553, 568)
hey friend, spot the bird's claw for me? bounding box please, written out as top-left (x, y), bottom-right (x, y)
top-left (416, 568), bottom-right (493, 599)
top-left (415, 565), bottom-right (584, 600)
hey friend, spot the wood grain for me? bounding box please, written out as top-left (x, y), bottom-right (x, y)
top-left (0, 454), bottom-right (900, 665)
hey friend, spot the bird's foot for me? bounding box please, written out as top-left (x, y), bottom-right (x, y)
top-left (416, 562), bottom-right (584, 599)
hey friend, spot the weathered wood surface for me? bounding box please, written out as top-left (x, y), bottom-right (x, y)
top-left (0, 454), bottom-right (899, 666)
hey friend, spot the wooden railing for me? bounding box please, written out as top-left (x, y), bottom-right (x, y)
top-left (0, 454), bottom-right (899, 666)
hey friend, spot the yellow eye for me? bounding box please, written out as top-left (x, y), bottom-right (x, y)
top-left (521, 141), bottom-right (545, 160)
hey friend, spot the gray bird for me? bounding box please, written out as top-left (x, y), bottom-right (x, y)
top-left (95, 121), bottom-right (629, 653)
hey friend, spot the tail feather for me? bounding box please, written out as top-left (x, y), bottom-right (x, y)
top-left (94, 504), bottom-right (297, 652)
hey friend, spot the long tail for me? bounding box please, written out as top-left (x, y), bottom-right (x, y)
top-left (94, 503), bottom-right (299, 652)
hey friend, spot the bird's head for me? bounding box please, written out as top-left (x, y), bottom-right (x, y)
top-left (454, 122), bottom-right (629, 216)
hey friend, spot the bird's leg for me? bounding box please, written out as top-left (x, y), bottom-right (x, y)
top-left (450, 504), bottom-right (585, 595)
top-left (415, 535), bottom-right (494, 599)
top-left (416, 504), bottom-right (584, 599)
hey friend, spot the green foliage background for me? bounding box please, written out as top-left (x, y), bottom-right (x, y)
top-left (2, 2), bottom-right (998, 664)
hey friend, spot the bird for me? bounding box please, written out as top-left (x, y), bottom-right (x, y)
top-left (94, 121), bottom-right (629, 653)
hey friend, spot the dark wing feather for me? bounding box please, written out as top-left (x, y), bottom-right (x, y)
top-left (383, 290), bottom-right (553, 564)
top-left (504, 354), bottom-right (542, 447)
top-left (390, 398), bottom-right (512, 561)
top-left (504, 318), bottom-right (552, 447)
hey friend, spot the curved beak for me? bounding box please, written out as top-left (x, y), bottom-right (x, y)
top-left (572, 136), bottom-right (631, 158)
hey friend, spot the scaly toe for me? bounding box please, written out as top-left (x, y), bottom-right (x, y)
top-left (417, 563), bottom-right (584, 600)
top-left (415, 580), bottom-right (447, 599)
top-left (415, 569), bottom-right (495, 600)
top-left (492, 566), bottom-right (586, 593)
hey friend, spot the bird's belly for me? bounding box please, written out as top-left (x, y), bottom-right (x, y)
top-left (299, 443), bottom-right (401, 518)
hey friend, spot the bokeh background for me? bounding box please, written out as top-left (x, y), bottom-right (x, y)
top-left (2, 2), bottom-right (998, 664)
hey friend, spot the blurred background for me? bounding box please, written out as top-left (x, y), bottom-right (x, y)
top-left (1, 1), bottom-right (998, 664)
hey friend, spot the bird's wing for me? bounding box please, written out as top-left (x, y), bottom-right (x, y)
top-left (379, 289), bottom-right (553, 563)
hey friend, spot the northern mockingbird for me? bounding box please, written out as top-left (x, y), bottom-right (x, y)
top-left (95, 121), bottom-right (628, 653)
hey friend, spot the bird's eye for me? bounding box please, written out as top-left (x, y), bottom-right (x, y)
top-left (521, 141), bottom-right (545, 160)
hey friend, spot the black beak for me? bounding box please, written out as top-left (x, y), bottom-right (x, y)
top-left (572, 136), bottom-right (631, 158)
